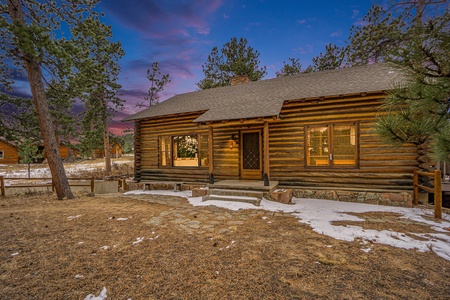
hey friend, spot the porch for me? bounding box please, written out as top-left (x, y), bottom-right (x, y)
top-left (202, 180), bottom-right (280, 206)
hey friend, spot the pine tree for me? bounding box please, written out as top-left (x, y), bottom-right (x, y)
top-left (197, 37), bottom-right (267, 89)
top-left (366, 1), bottom-right (450, 163)
top-left (276, 58), bottom-right (311, 77)
top-left (70, 16), bottom-right (125, 174)
top-left (18, 140), bottom-right (43, 178)
top-left (1, 0), bottom-right (104, 199)
top-left (136, 62), bottom-right (171, 108)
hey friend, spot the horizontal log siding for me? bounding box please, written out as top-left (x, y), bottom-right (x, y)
top-left (134, 93), bottom-right (417, 190)
top-left (134, 122), bottom-right (142, 181)
top-left (0, 141), bottom-right (19, 164)
top-left (271, 94), bottom-right (418, 190)
top-left (137, 112), bottom-right (209, 182)
top-left (210, 126), bottom-right (240, 180)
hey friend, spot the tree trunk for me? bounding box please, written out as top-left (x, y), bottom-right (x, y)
top-left (90, 120), bottom-right (96, 159)
top-left (8, 0), bottom-right (74, 200)
top-left (104, 120), bottom-right (111, 175)
top-left (102, 92), bottom-right (111, 175)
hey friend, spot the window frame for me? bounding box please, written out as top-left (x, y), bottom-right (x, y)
top-left (159, 134), bottom-right (208, 168)
top-left (0, 150), bottom-right (4, 159)
top-left (305, 122), bottom-right (359, 169)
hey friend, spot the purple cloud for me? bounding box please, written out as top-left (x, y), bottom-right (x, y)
top-left (101, 0), bottom-right (222, 37)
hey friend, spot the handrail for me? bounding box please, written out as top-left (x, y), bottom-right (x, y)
top-left (0, 176), bottom-right (95, 196)
top-left (413, 170), bottom-right (442, 219)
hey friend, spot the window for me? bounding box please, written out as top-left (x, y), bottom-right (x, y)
top-left (306, 124), bottom-right (357, 167)
top-left (159, 134), bottom-right (208, 167)
top-left (0, 150), bottom-right (4, 159)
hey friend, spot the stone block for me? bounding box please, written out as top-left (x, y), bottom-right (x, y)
top-left (192, 187), bottom-right (208, 197)
top-left (268, 189), bottom-right (293, 204)
top-left (336, 191), bottom-right (358, 202)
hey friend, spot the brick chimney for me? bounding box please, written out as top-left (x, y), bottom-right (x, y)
top-left (230, 74), bottom-right (251, 85)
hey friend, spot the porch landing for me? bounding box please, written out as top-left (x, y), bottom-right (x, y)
top-left (203, 180), bottom-right (279, 206)
top-left (207, 180), bottom-right (279, 192)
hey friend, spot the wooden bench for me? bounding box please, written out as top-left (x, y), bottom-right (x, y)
top-left (140, 181), bottom-right (186, 192)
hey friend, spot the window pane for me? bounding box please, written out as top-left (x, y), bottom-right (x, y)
top-left (199, 134), bottom-right (209, 167)
top-left (173, 135), bottom-right (199, 167)
top-left (333, 125), bottom-right (356, 166)
top-left (307, 126), bottom-right (329, 166)
top-left (0, 150), bottom-right (4, 159)
top-left (160, 136), bottom-right (171, 166)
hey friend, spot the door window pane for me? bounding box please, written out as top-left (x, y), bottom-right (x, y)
top-left (242, 132), bottom-right (260, 169)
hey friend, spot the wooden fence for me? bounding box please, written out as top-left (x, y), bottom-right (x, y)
top-left (0, 176), bottom-right (95, 197)
top-left (413, 170), bottom-right (442, 219)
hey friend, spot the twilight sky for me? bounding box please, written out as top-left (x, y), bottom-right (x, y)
top-left (11, 0), bottom-right (377, 135)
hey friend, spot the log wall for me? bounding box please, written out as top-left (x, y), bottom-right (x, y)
top-left (0, 141), bottom-right (19, 164)
top-left (134, 93), bottom-right (418, 191)
top-left (135, 112), bottom-right (210, 182)
top-left (270, 93), bottom-right (417, 190)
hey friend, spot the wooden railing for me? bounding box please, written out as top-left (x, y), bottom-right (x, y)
top-left (413, 170), bottom-right (442, 219)
top-left (0, 176), bottom-right (95, 197)
top-left (118, 178), bottom-right (127, 192)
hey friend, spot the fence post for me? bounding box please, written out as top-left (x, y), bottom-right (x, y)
top-left (435, 170), bottom-right (442, 219)
top-left (91, 177), bottom-right (95, 193)
top-left (0, 176), bottom-right (5, 197)
top-left (413, 171), bottom-right (419, 206)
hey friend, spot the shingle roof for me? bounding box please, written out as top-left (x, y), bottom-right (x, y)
top-left (122, 63), bottom-right (405, 123)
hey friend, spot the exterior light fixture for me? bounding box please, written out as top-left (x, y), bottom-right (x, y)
top-left (230, 134), bottom-right (238, 149)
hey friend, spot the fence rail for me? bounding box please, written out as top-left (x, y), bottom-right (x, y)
top-left (413, 170), bottom-right (442, 219)
top-left (0, 176), bottom-right (95, 196)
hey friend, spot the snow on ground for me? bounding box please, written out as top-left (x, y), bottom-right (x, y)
top-left (125, 189), bottom-right (450, 261)
top-left (0, 159), bottom-right (132, 185)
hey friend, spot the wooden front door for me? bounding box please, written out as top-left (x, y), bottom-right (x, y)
top-left (240, 130), bottom-right (262, 180)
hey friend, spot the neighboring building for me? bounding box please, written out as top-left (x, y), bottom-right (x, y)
top-left (0, 139), bottom-right (19, 164)
top-left (123, 63), bottom-right (418, 206)
top-left (59, 143), bottom-right (78, 160)
top-left (93, 144), bottom-right (123, 159)
top-left (40, 143), bottom-right (79, 161)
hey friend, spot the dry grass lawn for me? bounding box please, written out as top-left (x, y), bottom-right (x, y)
top-left (1, 193), bottom-right (450, 299)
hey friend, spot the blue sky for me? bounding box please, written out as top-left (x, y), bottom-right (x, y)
top-left (8, 0), bottom-right (376, 134)
top-left (98, 0), bottom-right (375, 132)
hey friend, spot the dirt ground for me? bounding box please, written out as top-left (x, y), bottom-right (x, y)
top-left (1, 192), bottom-right (449, 300)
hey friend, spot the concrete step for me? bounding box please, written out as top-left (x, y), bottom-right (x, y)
top-left (202, 194), bottom-right (262, 206)
top-left (207, 188), bottom-right (263, 199)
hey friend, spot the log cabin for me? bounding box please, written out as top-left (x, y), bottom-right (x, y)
top-left (92, 144), bottom-right (123, 159)
top-left (0, 139), bottom-right (19, 164)
top-left (123, 63), bottom-right (418, 207)
top-left (40, 143), bottom-right (79, 161)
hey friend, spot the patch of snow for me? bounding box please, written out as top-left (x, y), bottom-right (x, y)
top-left (132, 237), bottom-right (144, 245)
top-left (68, 215), bottom-right (82, 220)
top-left (75, 274), bottom-right (84, 279)
top-left (11, 252), bottom-right (19, 256)
top-left (99, 246), bottom-right (109, 250)
top-left (84, 287), bottom-right (107, 300)
top-left (116, 218), bottom-right (128, 221)
top-left (124, 189), bottom-right (450, 260)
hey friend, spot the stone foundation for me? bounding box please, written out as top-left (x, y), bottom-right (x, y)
top-left (292, 189), bottom-right (413, 208)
